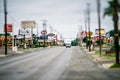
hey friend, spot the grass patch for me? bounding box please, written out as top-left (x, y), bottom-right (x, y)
top-left (95, 50), bottom-right (105, 54)
top-left (95, 49), bottom-right (115, 59)
top-left (103, 53), bottom-right (115, 57)
top-left (102, 53), bottom-right (115, 59)
top-left (95, 50), bottom-right (100, 54)
top-left (110, 63), bottom-right (120, 68)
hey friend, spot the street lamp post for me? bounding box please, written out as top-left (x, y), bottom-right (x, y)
top-left (4, 0), bottom-right (8, 55)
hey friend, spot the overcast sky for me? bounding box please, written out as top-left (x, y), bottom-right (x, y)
top-left (0, 0), bottom-right (118, 39)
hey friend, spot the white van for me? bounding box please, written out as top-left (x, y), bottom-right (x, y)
top-left (65, 43), bottom-right (71, 48)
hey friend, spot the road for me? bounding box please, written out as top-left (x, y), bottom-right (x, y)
top-left (0, 46), bottom-right (120, 80)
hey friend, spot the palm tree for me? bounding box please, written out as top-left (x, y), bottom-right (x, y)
top-left (103, 0), bottom-right (120, 20)
top-left (103, 0), bottom-right (120, 64)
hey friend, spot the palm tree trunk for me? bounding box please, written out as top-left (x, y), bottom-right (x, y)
top-left (113, 0), bottom-right (119, 64)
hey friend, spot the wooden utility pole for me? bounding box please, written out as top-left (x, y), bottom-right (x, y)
top-left (87, 3), bottom-right (91, 52)
top-left (97, 0), bottom-right (102, 57)
top-left (114, 0), bottom-right (119, 64)
top-left (4, 0), bottom-right (8, 55)
top-left (84, 10), bottom-right (88, 49)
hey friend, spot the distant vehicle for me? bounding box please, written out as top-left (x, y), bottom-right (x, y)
top-left (65, 43), bottom-right (71, 48)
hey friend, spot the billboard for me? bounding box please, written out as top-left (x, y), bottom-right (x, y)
top-left (4, 24), bottom-right (12, 32)
top-left (95, 29), bottom-right (105, 35)
top-left (21, 21), bottom-right (36, 28)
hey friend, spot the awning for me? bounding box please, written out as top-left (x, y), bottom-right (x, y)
top-left (106, 30), bottom-right (120, 38)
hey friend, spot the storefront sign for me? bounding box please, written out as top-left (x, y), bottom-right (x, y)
top-left (95, 29), bottom-right (105, 35)
top-left (19, 29), bottom-right (31, 35)
top-left (4, 24), bottom-right (13, 32)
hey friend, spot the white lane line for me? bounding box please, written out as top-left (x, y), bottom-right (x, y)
top-left (66, 50), bottom-right (72, 67)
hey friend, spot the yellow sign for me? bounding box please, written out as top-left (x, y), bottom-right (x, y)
top-left (87, 31), bottom-right (93, 35)
top-left (95, 29), bottom-right (105, 35)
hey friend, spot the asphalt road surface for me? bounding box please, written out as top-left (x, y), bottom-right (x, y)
top-left (0, 46), bottom-right (120, 80)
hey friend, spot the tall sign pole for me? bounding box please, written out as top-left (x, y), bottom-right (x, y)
top-left (114, 0), bottom-right (119, 64)
top-left (97, 0), bottom-right (102, 57)
top-left (4, 0), bottom-right (8, 55)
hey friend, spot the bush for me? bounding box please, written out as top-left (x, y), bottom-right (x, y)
top-left (96, 40), bottom-right (103, 45)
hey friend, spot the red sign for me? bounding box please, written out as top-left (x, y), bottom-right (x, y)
top-left (4, 24), bottom-right (13, 32)
top-left (96, 36), bottom-right (104, 40)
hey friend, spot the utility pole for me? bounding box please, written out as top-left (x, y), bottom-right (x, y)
top-left (4, 0), bottom-right (7, 55)
top-left (84, 10), bottom-right (87, 49)
top-left (97, 0), bottom-right (102, 57)
top-left (87, 3), bottom-right (91, 52)
top-left (42, 21), bottom-right (47, 48)
top-left (37, 23), bottom-right (39, 42)
top-left (114, 0), bottom-right (119, 64)
top-left (23, 28), bottom-right (26, 49)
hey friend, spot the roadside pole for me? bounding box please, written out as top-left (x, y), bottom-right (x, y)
top-left (87, 3), bottom-right (91, 52)
top-left (4, 0), bottom-right (8, 55)
top-left (97, 0), bottom-right (102, 57)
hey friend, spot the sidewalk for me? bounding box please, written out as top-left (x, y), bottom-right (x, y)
top-left (0, 47), bottom-right (43, 58)
top-left (81, 47), bottom-right (115, 69)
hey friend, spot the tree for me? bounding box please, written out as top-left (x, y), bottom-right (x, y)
top-left (103, 0), bottom-right (120, 64)
top-left (0, 33), bottom-right (4, 36)
top-left (103, 0), bottom-right (120, 20)
top-left (0, 33), bottom-right (11, 36)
